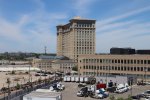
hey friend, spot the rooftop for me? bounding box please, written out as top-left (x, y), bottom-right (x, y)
top-left (24, 91), bottom-right (61, 98)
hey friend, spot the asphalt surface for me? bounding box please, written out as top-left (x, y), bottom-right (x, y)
top-left (62, 82), bottom-right (150, 100)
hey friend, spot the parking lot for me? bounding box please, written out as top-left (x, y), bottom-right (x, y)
top-left (61, 82), bottom-right (150, 100)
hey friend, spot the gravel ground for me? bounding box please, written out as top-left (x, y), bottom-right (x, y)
top-left (61, 82), bottom-right (150, 100)
top-left (0, 72), bottom-right (53, 88)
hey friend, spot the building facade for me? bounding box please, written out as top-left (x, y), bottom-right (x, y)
top-left (56, 17), bottom-right (96, 62)
top-left (52, 60), bottom-right (77, 73)
top-left (32, 56), bottom-right (77, 73)
top-left (32, 58), bottom-right (53, 71)
top-left (78, 54), bottom-right (150, 79)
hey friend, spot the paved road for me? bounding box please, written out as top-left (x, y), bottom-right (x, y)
top-left (62, 82), bottom-right (150, 100)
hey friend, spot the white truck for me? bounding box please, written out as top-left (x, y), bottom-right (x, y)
top-left (71, 76), bottom-right (75, 82)
top-left (66, 76), bottom-right (71, 82)
top-left (75, 77), bottom-right (80, 82)
top-left (80, 77), bottom-right (84, 83)
top-left (23, 91), bottom-right (62, 100)
top-left (84, 77), bottom-right (88, 83)
top-left (63, 76), bottom-right (67, 82)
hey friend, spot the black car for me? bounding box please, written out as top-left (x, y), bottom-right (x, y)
top-left (41, 74), bottom-right (47, 76)
top-left (35, 73), bottom-right (40, 76)
top-left (78, 83), bottom-right (86, 88)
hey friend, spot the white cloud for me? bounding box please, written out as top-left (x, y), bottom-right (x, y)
top-left (95, 5), bottom-right (150, 53)
top-left (0, 0), bottom-right (69, 53)
top-left (96, 21), bottom-right (150, 53)
top-left (0, 17), bottom-right (23, 41)
top-left (98, 6), bottom-right (150, 26)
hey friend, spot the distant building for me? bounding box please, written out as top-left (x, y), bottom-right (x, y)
top-left (56, 16), bottom-right (96, 62)
top-left (32, 58), bottom-right (53, 71)
top-left (136, 50), bottom-right (150, 55)
top-left (52, 60), bottom-right (77, 73)
top-left (0, 60), bottom-right (30, 65)
top-left (32, 56), bottom-right (77, 72)
top-left (0, 60), bottom-right (10, 65)
top-left (110, 47), bottom-right (135, 54)
top-left (39, 55), bottom-right (69, 60)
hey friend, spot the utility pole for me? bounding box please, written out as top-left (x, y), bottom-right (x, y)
top-left (145, 68), bottom-right (147, 83)
top-left (44, 46), bottom-right (47, 55)
top-left (28, 65), bottom-right (31, 83)
top-left (6, 78), bottom-right (11, 100)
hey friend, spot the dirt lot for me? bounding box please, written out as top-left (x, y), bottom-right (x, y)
top-left (61, 82), bottom-right (150, 100)
top-left (0, 71), bottom-right (52, 88)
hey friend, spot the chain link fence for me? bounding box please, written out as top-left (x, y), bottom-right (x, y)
top-left (0, 80), bottom-right (59, 100)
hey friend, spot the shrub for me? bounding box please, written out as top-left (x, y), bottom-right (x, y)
top-left (12, 71), bottom-right (15, 74)
top-left (109, 95), bottom-right (115, 100)
top-left (15, 83), bottom-right (21, 90)
top-left (25, 71), bottom-right (29, 74)
top-left (116, 97), bottom-right (124, 100)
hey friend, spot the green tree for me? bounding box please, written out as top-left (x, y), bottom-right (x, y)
top-left (11, 71), bottom-right (15, 74)
top-left (72, 65), bottom-right (78, 71)
top-left (125, 95), bottom-right (132, 100)
top-left (116, 97), bottom-right (124, 100)
top-left (109, 95), bottom-right (115, 100)
top-left (15, 83), bottom-right (21, 90)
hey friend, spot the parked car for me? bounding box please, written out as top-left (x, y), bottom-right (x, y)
top-left (95, 88), bottom-right (109, 99)
top-left (77, 87), bottom-right (89, 97)
top-left (35, 73), bottom-right (40, 76)
top-left (78, 83), bottom-right (86, 88)
top-left (141, 90), bottom-right (150, 98)
top-left (115, 83), bottom-right (130, 93)
top-left (41, 74), bottom-right (47, 76)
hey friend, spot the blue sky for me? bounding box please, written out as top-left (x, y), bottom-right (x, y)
top-left (0, 0), bottom-right (150, 53)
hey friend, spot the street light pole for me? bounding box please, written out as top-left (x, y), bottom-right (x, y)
top-left (145, 68), bottom-right (147, 83)
top-left (28, 65), bottom-right (31, 83)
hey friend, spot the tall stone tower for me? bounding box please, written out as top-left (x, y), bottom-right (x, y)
top-left (56, 17), bottom-right (96, 62)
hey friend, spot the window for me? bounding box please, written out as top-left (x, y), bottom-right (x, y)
top-left (112, 60), bottom-right (114, 63)
top-left (121, 60), bottom-right (123, 64)
top-left (97, 66), bottom-right (99, 70)
top-left (131, 60), bottom-right (133, 64)
top-left (121, 66), bottom-right (123, 70)
top-left (148, 67), bottom-right (150, 71)
top-left (131, 67), bottom-right (133, 71)
top-left (83, 66), bottom-right (85, 69)
top-left (100, 66), bottom-right (102, 70)
top-left (124, 60), bottom-right (126, 64)
top-left (134, 60), bottom-right (136, 64)
top-left (134, 67), bottom-right (136, 71)
top-left (141, 60), bottom-right (143, 64)
top-left (137, 67), bottom-right (140, 71)
top-left (118, 60), bottom-right (120, 63)
top-left (112, 66), bottom-right (114, 70)
top-left (137, 60), bottom-right (140, 64)
top-left (144, 60), bottom-right (147, 64)
top-left (106, 66), bottom-right (108, 70)
top-left (124, 66), bottom-right (126, 71)
top-left (128, 60), bottom-right (130, 64)
top-left (89, 66), bottom-right (91, 69)
top-left (118, 67), bottom-right (120, 70)
top-left (148, 60), bottom-right (150, 64)
top-left (103, 66), bottom-right (105, 70)
top-left (86, 66), bottom-right (88, 69)
top-left (92, 66), bottom-right (93, 70)
top-left (115, 60), bottom-right (117, 63)
top-left (141, 67), bottom-right (143, 71)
